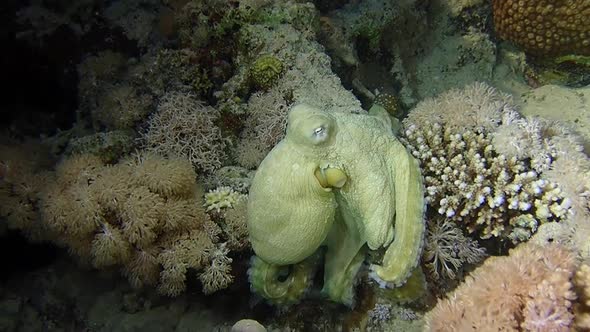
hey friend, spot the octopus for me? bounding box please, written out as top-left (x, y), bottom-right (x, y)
top-left (246, 103), bottom-right (425, 306)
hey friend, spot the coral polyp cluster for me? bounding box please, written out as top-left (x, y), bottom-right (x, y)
top-left (492, 0), bottom-right (590, 56)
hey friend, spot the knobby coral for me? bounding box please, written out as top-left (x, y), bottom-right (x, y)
top-left (492, 0), bottom-right (590, 56)
top-left (425, 242), bottom-right (577, 331)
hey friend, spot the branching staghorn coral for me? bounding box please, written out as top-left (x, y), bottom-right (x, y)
top-left (25, 152), bottom-right (241, 296)
top-left (425, 242), bottom-right (578, 331)
top-left (401, 82), bottom-right (585, 241)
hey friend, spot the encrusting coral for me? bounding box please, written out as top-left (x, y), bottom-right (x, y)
top-left (401, 82), bottom-right (587, 242)
top-left (5, 151), bottom-right (241, 296)
top-left (425, 242), bottom-right (578, 331)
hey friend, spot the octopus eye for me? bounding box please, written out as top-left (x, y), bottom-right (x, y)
top-left (313, 126), bottom-right (326, 137)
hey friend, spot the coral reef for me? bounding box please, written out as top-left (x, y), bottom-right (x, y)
top-left (93, 84), bottom-right (154, 130)
top-left (367, 302), bottom-right (423, 331)
top-left (319, 0), bottom-right (400, 57)
top-left (425, 242), bottom-right (578, 331)
top-left (205, 166), bottom-right (253, 193)
top-left (492, 0), bottom-right (590, 56)
top-left (42, 153), bottom-right (233, 295)
top-left (442, 0), bottom-right (485, 17)
top-left (146, 49), bottom-right (214, 98)
top-left (213, 0), bottom-right (361, 169)
top-left (222, 199), bottom-right (250, 252)
top-left (402, 82), bottom-right (585, 241)
top-left (16, 0), bottom-right (98, 43)
top-left (103, 0), bottom-right (161, 47)
top-left (8, 0), bottom-right (590, 330)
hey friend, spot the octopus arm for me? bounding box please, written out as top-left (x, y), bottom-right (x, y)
top-left (371, 139), bottom-right (425, 286)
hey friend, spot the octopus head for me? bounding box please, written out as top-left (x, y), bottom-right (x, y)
top-left (286, 104), bottom-right (337, 148)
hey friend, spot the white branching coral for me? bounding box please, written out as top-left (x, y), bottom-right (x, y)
top-left (142, 92), bottom-right (226, 173)
top-left (402, 82), bottom-right (579, 240)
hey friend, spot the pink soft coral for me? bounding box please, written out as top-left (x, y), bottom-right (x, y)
top-left (425, 242), bottom-right (577, 331)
